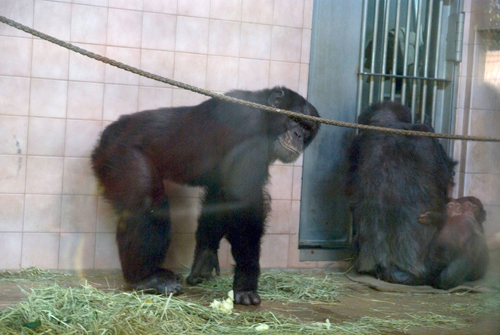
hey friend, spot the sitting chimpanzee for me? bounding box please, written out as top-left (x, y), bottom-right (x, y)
top-left (91, 87), bottom-right (320, 305)
top-left (346, 101), bottom-right (456, 285)
top-left (419, 196), bottom-right (489, 289)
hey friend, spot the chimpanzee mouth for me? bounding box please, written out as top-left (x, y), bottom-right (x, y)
top-left (284, 145), bottom-right (300, 156)
top-left (276, 139), bottom-right (301, 164)
top-left (279, 138), bottom-right (301, 155)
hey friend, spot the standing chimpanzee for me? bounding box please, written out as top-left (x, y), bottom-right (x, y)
top-left (91, 87), bottom-right (320, 305)
top-left (419, 196), bottom-right (489, 289)
top-left (346, 101), bottom-right (456, 285)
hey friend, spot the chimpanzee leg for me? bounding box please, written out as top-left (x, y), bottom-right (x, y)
top-left (116, 200), bottom-right (182, 295)
top-left (377, 265), bottom-right (426, 285)
top-left (116, 200), bottom-right (183, 295)
top-left (112, 151), bottom-right (182, 295)
top-left (431, 257), bottom-right (470, 290)
top-left (186, 187), bottom-right (228, 285)
top-left (431, 238), bottom-right (489, 289)
top-left (225, 195), bottom-right (267, 306)
top-left (190, 141), bottom-right (269, 304)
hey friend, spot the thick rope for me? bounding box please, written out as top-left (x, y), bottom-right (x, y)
top-left (1, 15), bottom-right (499, 142)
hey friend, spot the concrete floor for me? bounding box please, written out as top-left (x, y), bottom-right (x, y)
top-left (1, 251), bottom-right (499, 334)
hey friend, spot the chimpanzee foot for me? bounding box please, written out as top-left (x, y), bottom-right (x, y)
top-left (186, 248), bottom-right (220, 285)
top-left (234, 290), bottom-right (261, 305)
top-left (132, 269), bottom-right (183, 295)
top-left (376, 266), bottom-right (423, 285)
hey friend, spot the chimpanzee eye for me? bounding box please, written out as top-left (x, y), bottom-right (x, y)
top-left (302, 124), bottom-right (312, 131)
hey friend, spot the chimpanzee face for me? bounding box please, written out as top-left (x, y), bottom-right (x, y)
top-left (273, 117), bottom-right (317, 163)
top-left (267, 89), bottom-right (319, 164)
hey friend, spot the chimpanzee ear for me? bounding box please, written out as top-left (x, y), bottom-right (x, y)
top-left (268, 88), bottom-right (285, 107)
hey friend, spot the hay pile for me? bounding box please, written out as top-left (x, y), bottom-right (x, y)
top-left (0, 267), bottom-right (66, 282)
top-left (198, 271), bottom-right (344, 303)
top-left (0, 268), bottom-right (468, 335)
top-left (0, 284), bottom-right (465, 335)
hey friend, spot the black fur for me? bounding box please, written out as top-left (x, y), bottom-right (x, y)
top-left (91, 87), bottom-right (320, 305)
top-left (346, 101), bottom-right (456, 285)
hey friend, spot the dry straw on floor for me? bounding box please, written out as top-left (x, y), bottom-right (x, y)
top-left (0, 283), bottom-right (466, 335)
top-left (0, 268), bottom-right (469, 334)
top-left (196, 271), bottom-right (345, 303)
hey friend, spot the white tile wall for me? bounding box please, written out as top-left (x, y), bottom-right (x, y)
top-left (28, 118), bottom-right (66, 156)
top-left (34, 1), bottom-right (72, 41)
top-left (0, 195), bottom-right (24, 231)
top-left (240, 23), bottom-right (272, 59)
top-left (0, 116), bottom-right (28, 154)
top-left (242, 0), bottom-right (274, 25)
top-left (107, 8), bottom-right (143, 48)
top-left (206, 56), bottom-right (239, 91)
top-left (175, 16), bottom-right (209, 53)
top-left (0, 155), bottom-right (27, 193)
top-left (0, 0), bottom-right (35, 38)
top-left (178, 0), bottom-right (211, 18)
top-left (208, 20), bottom-right (241, 57)
top-left (210, 0), bottom-right (242, 21)
top-left (69, 43), bottom-right (107, 82)
top-left (71, 4), bottom-right (108, 45)
top-left (67, 82), bottom-right (104, 119)
top-left (32, 40), bottom-right (70, 79)
top-left (24, 195), bottom-right (62, 232)
top-left (25, 156), bottom-right (64, 194)
top-left (0, 233), bottom-right (22, 268)
top-left (173, 53), bottom-right (207, 88)
top-left (103, 84), bottom-right (139, 120)
top-left (61, 195), bottom-right (98, 232)
top-left (0, 0), bottom-right (321, 271)
top-left (0, 76), bottom-right (31, 116)
top-left (454, 1), bottom-right (500, 245)
top-left (105, 46), bottom-right (141, 85)
top-left (30, 79), bottom-right (68, 118)
top-left (143, 0), bottom-right (177, 15)
top-left (142, 13), bottom-right (176, 51)
top-left (0, 36), bottom-right (32, 77)
top-left (138, 86), bottom-right (173, 110)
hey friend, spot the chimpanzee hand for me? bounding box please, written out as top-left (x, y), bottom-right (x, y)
top-left (419, 212), bottom-right (431, 224)
top-left (418, 211), bottom-right (446, 227)
top-left (133, 269), bottom-right (183, 295)
top-left (186, 248), bottom-right (220, 285)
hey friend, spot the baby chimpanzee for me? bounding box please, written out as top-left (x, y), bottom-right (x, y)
top-left (419, 196), bottom-right (489, 289)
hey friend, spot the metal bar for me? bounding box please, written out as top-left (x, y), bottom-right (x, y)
top-left (411, 0), bottom-right (424, 121)
top-left (390, 0), bottom-right (402, 100)
top-left (431, 0), bottom-right (444, 125)
top-left (455, 12), bottom-right (465, 62)
top-left (358, 72), bottom-right (451, 82)
top-left (379, 0), bottom-right (392, 101)
top-left (421, 0), bottom-right (435, 124)
top-left (401, 0), bottom-right (413, 104)
top-left (356, 0), bottom-right (369, 118)
top-left (436, 81), bottom-right (446, 133)
top-left (369, 0), bottom-right (381, 104)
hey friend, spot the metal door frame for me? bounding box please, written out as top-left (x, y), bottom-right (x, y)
top-left (299, 0), bottom-right (462, 261)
